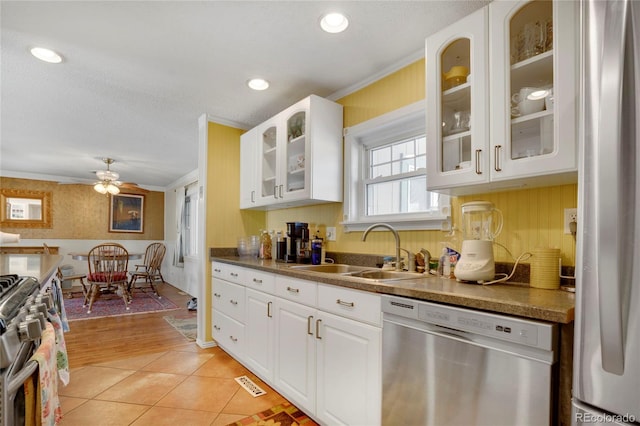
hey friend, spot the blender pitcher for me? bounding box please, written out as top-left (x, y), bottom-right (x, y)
top-left (460, 201), bottom-right (503, 241)
top-left (456, 201), bottom-right (503, 283)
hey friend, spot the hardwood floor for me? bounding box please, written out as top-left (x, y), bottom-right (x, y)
top-left (63, 282), bottom-right (197, 369)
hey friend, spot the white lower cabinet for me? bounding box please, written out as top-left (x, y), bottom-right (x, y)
top-left (212, 309), bottom-right (244, 361)
top-left (315, 310), bottom-right (381, 426)
top-left (274, 297), bottom-right (318, 413)
top-left (244, 288), bottom-right (276, 381)
top-left (212, 262), bottom-right (382, 426)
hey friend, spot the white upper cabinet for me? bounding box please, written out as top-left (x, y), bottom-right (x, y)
top-left (239, 127), bottom-right (258, 209)
top-left (240, 95), bottom-right (343, 210)
top-left (427, 7), bottom-right (490, 190)
top-left (427, 0), bottom-right (577, 195)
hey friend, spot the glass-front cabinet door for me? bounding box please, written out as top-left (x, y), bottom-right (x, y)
top-left (489, 0), bottom-right (577, 180)
top-left (256, 103), bottom-right (310, 205)
top-left (283, 109), bottom-right (308, 198)
top-left (427, 7), bottom-right (489, 190)
top-left (259, 123), bottom-right (278, 201)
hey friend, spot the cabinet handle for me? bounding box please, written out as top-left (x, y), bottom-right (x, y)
top-left (213, 324), bottom-right (220, 331)
top-left (307, 316), bottom-right (314, 335)
top-left (494, 145), bottom-right (502, 172)
top-left (475, 149), bottom-right (482, 174)
top-left (213, 268), bottom-right (221, 273)
top-left (251, 190), bottom-right (255, 203)
top-left (316, 319), bottom-right (322, 340)
top-left (336, 299), bottom-right (355, 308)
top-left (267, 301), bottom-right (272, 318)
top-left (253, 278), bottom-right (263, 284)
top-left (274, 185), bottom-right (278, 199)
top-left (213, 293), bottom-right (221, 298)
top-left (279, 184), bottom-right (284, 198)
top-left (230, 272), bottom-right (238, 278)
top-left (230, 336), bottom-right (238, 342)
top-left (230, 299), bottom-right (238, 305)
top-left (286, 286), bottom-right (300, 293)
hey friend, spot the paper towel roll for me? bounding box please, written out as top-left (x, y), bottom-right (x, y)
top-left (0, 232), bottom-right (21, 244)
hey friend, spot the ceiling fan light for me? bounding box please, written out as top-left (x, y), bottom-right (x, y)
top-left (106, 184), bottom-right (120, 195)
top-left (96, 169), bottom-right (119, 181)
top-left (94, 183), bottom-right (108, 194)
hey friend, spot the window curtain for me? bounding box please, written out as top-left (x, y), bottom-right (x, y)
top-left (174, 187), bottom-right (186, 267)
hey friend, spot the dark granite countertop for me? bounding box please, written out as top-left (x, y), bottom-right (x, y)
top-left (210, 255), bottom-right (575, 324)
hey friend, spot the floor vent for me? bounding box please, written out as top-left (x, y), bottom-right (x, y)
top-left (235, 375), bottom-right (267, 397)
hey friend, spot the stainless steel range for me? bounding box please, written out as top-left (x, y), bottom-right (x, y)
top-left (0, 273), bottom-right (53, 426)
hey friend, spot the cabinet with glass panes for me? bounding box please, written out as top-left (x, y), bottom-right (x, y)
top-left (240, 95), bottom-right (343, 210)
top-left (427, 0), bottom-right (577, 194)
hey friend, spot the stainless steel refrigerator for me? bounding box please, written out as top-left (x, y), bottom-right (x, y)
top-left (573, 0), bottom-right (640, 424)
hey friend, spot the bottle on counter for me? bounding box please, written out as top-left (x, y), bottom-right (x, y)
top-left (311, 234), bottom-right (323, 265)
top-left (438, 247), bottom-right (450, 278)
top-left (260, 230), bottom-right (272, 260)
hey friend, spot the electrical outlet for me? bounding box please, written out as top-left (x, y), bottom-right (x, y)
top-left (326, 227), bottom-right (337, 241)
top-left (564, 208), bottom-right (577, 234)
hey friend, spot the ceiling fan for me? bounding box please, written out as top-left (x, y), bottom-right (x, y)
top-left (93, 158), bottom-right (147, 194)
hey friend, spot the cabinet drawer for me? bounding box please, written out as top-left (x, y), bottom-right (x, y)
top-left (275, 275), bottom-right (317, 307)
top-left (212, 261), bottom-right (245, 284)
top-left (245, 268), bottom-right (275, 293)
top-left (317, 284), bottom-right (382, 326)
top-left (212, 278), bottom-right (245, 322)
top-left (212, 310), bottom-right (244, 359)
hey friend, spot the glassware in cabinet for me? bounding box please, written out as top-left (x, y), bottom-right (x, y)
top-left (285, 111), bottom-right (306, 194)
top-left (507, 0), bottom-right (554, 161)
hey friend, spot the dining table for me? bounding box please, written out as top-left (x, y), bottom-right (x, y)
top-left (69, 252), bottom-right (143, 261)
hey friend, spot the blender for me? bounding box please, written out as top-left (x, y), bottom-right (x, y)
top-left (455, 201), bottom-right (503, 282)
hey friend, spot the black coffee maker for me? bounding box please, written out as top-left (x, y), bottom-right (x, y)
top-left (281, 222), bottom-right (310, 263)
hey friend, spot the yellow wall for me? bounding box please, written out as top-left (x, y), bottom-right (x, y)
top-left (0, 177), bottom-right (164, 240)
top-left (264, 59), bottom-right (579, 266)
top-left (206, 122), bottom-right (266, 248)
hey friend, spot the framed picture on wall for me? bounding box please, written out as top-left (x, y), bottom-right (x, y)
top-left (109, 193), bottom-right (144, 233)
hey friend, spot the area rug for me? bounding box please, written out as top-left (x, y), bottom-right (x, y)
top-left (227, 402), bottom-right (318, 426)
top-left (64, 291), bottom-right (179, 321)
top-left (163, 315), bottom-right (197, 341)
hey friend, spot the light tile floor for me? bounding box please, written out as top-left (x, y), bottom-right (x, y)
top-left (58, 346), bottom-right (294, 426)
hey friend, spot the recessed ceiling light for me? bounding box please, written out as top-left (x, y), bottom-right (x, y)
top-left (30, 47), bottom-right (63, 63)
top-left (320, 12), bottom-right (349, 33)
top-left (247, 78), bottom-right (270, 91)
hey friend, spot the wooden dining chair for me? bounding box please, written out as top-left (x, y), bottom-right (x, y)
top-left (43, 243), bottom-right (89, 303)
top-left (86, 243), bottom-right (130, 313)
top-left (128, 242), bottom-right (166, 297)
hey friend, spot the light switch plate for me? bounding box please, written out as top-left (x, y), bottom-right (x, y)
top-left (326, 227), bottom-right (337, 241)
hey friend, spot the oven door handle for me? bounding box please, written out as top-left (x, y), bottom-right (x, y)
top-left (7, 359), bottom-right (38, 395)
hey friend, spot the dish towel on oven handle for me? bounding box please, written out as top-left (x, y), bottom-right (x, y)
top-left (28, 322), bottom-right (63, 426)
top-left (46, 309), bottom-right (70, 386)
top-left (49, 278), bottom-right (70, 332)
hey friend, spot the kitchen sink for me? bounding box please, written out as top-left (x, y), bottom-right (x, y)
top-left (288, 264), bottom-right (371, 274)
top-left (347, 270), bottom-right (422, 281)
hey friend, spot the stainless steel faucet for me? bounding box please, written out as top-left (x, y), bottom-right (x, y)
top-left (361, 223), bottom-right (403, 271)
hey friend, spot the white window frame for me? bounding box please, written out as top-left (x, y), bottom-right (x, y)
top-left (342, 100), bottom-right (450, 232)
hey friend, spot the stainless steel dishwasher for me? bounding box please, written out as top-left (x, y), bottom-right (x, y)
top-left (382, 295), bottom-right (558, 426)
